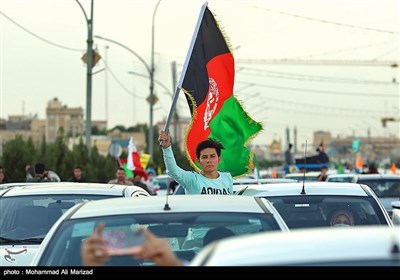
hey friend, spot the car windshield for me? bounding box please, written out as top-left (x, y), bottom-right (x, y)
top-left (0, 194), bottom-right (116, 241)
top-left (37, 212), bottom-right (282, 266)
top-left (356, 179), bottom-right (400, 197)
top-left (267, 195), bottom-right (389, 229)
top-left (327, 176), bottom-right (355, 183)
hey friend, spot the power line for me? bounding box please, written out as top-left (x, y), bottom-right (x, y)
top-left (242, 95), bottom-right (390, 115)
top-left (254, 6), bottom-right (399, 35)
top-left (238, 67), bottom-right (397, 85)
top-left (236, 59), bottom-right (398, 67)
top-left (99, 59), bottom-right (146, 100)
top-left (282, 40), bottom-right (397, 60)
top-left (0, 10), bottom-right (84, 52)
top-left (235, 80), bottom-right (399, 98)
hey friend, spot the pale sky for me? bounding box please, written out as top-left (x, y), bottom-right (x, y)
top-left (1, 0), bottom-right (399, 147)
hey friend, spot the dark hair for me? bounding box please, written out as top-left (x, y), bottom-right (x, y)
top-left (203, 226), bottom-right (234, 246)
top-left (34, 163), bottom-right (45, 174)
top-left (195, 138), bottom-right (225, 159)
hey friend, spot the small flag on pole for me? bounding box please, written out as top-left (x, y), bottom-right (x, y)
top-left (127, 137), bottom-right (148, 180)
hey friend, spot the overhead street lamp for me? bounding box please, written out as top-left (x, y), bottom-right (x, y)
top-left (128, 70), bottom-right (181, 148)
top-left (94, 36), bottom-right (151, 74)
top-left (94, 0), bottom-right (161, 164)
top-left (94, 35), bottom-right (155, 157)
top-left (75, 0), bottom-right (94, 155)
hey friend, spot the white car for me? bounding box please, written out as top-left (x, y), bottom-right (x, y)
top-left (326, 173), bottom-right (357, 183)
top-left (0, 182), bottom-right (150, 266)
top-left (392, 201), bottom-right (400, 226)
top-left (238, 182), bottom-right (393, 229)
top-left (153, 174), bottom-right (172, 196)
top-left (352, 174), bottom-right (400, 216)
top-left (190, 225), bottom-right (400, 266)
top-left (31, 195), bottom-right (289, 266)
top-left (232, 178), bottom-right (298, 194)
top-left (284, 171), bottom-right (321, 181)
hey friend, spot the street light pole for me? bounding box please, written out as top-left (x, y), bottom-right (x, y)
top-left (149, 0), bottom-right (162, 165)
top-left (128, 69), bottom-right (181, 150)
top-left (104, 45), bottom-right (109, 124)
top-left (75, 0), bottom-right (94, 155)
top-left (94, 36), bottom-right (151, 74)
top-left (94, 0), bottom-right (161, 162)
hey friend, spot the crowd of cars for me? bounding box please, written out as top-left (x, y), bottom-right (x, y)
top-left (237, 181), bottom-right (392, 229)
top-left (0, 182), bottom-right (150, 266)
top-left (190, 225), bottom-right (400, 266)
top-left (0, 172), bottom-right (399, 267)
top-left (31, 195), bottom-right (288, 266)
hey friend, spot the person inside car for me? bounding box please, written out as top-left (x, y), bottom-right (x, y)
top-left (329, 209), bottom-right (355, 227)
top-left (81, 224), bottom-right (238, 266)
top-left (203, 226), bottom-right (234, 246)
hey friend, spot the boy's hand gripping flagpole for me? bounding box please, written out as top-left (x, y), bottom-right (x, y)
top-left (160, 1), bottom-right (208, 146)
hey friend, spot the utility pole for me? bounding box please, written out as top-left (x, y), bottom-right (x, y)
top-left (171, 61), bottom-right (179, 148)
top-left (104, 45), bottom-right (109, 126)
top-left (76, 0), bottom-right (94, 155)
top-left (149, 0), bottom-right (162, 165)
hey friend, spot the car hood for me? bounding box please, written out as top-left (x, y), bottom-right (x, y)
top-left (0, 244), bottom-right (39, 266)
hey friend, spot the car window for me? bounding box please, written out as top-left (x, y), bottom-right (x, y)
top-left (0, 194), bottom-right (117, 241)
top-left (267, 195), bottom-right (389, 229)
top-left (326, 176), bottom-right (355, 183)
top-left (155, 176), bottom-right (170, 190)
top-left (37, 212), bottom-right (283, 266)
top-left (356, 179), bottom-right (400, 197)
top-left (173, 185), bottom-right (186, 195)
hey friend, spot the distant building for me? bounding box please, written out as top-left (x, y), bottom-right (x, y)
top-left (0, 99), bottom-right (399, 163)
top-left (157, 116), bottom-right (191, 152)
top-left (46, 98), bottom-right (84, 143)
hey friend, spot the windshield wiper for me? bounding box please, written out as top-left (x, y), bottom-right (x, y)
top-left (0, 236), bottom-right (44, 244)
top-left (0, 236), bottom-right (24, 243)
top-left (18, 237), bottom-right (44, 243)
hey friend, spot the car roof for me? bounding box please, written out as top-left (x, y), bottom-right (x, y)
top-left (190, 225), bottom-right (400, 266)
top-left (327, 173), bottom-right (357, 178)
top-left (233, 178), bottom-right (298, 185)
top-left (240, 182), bottom-right (371, 197)
top-left (355, 174), bottom-right (400, 180)
top-left (0, 182), bottom-right (147, 197)
top-left (66, 195), bottom-right (279, 219)
top-left (285, 171), bottom-right (321, 177)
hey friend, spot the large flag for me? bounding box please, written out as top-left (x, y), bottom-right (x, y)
top-left (181, 5), bottom-right (263, 177)
top-left (126, 137), bottom-right (148, 180)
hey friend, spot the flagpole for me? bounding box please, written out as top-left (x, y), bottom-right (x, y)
top-left (162, 1), bottom-right (208, 136)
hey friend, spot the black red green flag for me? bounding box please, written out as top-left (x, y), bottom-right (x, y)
top-left (181, 5), bottom-right (263, 177)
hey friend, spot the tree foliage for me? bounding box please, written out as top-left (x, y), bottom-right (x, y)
top-left (0, 125), bottom-right (192, 183)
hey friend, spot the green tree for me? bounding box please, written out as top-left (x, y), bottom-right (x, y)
top-left (64, 138), bottom-right (89, 181)
top-left (1, 134), bottom-right (34, 181)
top-left (45, 128), bottom-right (70, 180)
